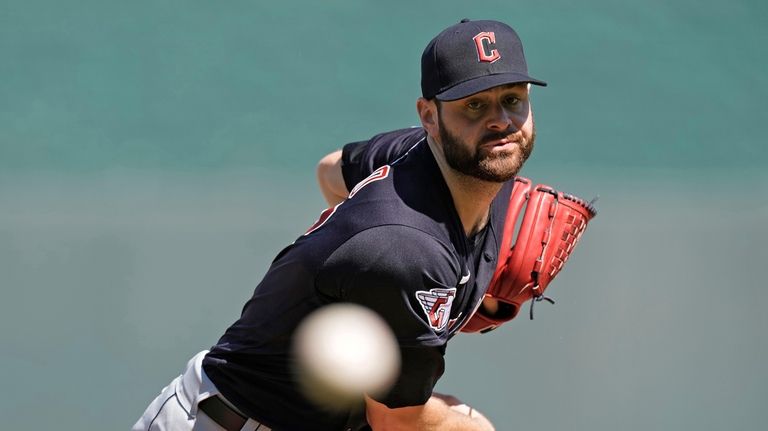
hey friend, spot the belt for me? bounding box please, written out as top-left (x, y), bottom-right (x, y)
top-left (198, 396), bottom-right (252, 431)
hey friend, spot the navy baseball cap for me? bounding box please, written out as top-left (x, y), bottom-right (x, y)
top-left (421, 19), bottom-right (547, 101)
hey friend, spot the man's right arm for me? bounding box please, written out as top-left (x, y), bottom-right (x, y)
top-left (317, 128), bottom-right (427, 207)
top-left (316, 149), bottom-right (347, 206)
top-left (365, 394), bottom-right (495, 431)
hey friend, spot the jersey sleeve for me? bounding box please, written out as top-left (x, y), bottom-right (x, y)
top-left (315, 225), bottom-right (460, 407)
top-left (340, 128), bottom-right (426, 191)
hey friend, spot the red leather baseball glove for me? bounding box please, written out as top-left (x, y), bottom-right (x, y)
top-left (462, 177), bottom-right (597, 333)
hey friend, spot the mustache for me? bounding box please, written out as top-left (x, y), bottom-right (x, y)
top-left (480, 129), bottom-right (521, 144)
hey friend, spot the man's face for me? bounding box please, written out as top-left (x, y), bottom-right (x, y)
top-left (435, 84), bottom-right (535, 182)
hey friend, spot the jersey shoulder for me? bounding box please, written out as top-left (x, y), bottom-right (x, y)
top-left (341, 127), bottom-right (426, 190)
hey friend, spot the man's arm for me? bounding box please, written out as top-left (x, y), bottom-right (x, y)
top-left (316, 150), bottom-right (348, 206)
top-left (365, 393), bottom-right (495, 431)
top-left (317, 128), bottom-right (427, 207)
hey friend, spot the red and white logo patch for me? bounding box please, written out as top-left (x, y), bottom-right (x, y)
top-left (473, 31), bottom-right (501, 63)
top-left (415, 288), bottom-right (457, 332)
top-left (348, 165), bottom-right (390, 199)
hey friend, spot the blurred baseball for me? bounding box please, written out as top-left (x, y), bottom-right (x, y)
top-left (294, 303), bottom-right (400, 410)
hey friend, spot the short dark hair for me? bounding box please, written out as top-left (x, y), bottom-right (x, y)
top-left (433, 99), bottom-right (443, 114)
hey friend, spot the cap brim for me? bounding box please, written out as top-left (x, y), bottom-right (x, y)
top-left (435, 73), bottom-right (547, 101)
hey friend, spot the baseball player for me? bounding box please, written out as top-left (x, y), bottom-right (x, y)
top-left (133, 19), bottom-right (594, 431)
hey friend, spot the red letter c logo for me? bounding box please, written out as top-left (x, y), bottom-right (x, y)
top-left (473, 32), bottom-right (501, 63)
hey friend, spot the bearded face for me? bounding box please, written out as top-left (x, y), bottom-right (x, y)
top-left (437, 108), bottom-right (535, 182)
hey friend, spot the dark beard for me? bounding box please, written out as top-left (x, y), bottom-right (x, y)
top-left (438, 114), bottom-right (535, 182)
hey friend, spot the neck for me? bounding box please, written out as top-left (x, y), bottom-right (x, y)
top-left (427, 136), bottom-right (504, 237)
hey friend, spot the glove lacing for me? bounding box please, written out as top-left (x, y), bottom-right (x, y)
top-left (529, 276), bottom-right (555, 320)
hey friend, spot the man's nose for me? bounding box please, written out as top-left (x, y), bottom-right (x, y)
top-left (486, 104), bottom-right (519, 131)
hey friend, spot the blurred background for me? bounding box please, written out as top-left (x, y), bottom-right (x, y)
top-left (1, 0), bottom-right (766, 429)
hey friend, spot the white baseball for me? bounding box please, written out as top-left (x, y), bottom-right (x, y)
top-left (294, 303), bottom-right (400, 409)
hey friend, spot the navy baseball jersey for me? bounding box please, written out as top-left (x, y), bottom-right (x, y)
top-left (342, 127), bottom-right (515, 263)
top-left (203, 129), bottom-right (509, 430)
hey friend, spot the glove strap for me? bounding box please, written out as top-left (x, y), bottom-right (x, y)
top-left (529, 284), bottom-right (556, 320)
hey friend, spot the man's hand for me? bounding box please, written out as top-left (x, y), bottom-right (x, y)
top-left (432, 393), bottom-right (495, 428)
top-left (365, 393), bottom-right (495, 431)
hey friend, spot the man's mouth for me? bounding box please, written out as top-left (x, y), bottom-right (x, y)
top-left (482, 137), bottom-right (520, 150)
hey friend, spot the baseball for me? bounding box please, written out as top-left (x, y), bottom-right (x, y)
top-left (294, 303), bottom-right (400, 410)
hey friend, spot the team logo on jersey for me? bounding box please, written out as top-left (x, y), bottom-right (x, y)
top-left (459, 271), bottom-right (471, 285)
top-left (473, 31), bottom-right (501, 63)
top-left (348, 165), bottom-right (390, 199)
top-left (415, 287), bottom-right (457, 332)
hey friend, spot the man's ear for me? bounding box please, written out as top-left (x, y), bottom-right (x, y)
top-left (416, 98), bottom-right (439, 137)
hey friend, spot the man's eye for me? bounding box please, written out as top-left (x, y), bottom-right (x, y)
top-left (466, 101), bottom-right (484, 111)
top-left (504, 96), bottom-right (520, 106)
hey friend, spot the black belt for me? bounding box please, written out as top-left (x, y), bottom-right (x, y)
top-left (198, 396), bottom-right (248, 431)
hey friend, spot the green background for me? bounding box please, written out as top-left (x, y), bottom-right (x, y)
top-left (1, 0), bottom-right (766, 429)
